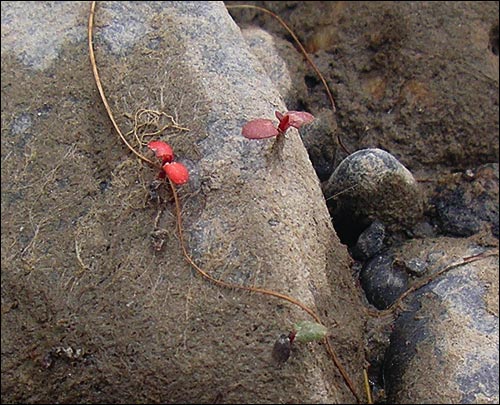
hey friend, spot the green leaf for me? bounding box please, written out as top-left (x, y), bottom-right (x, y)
top-left (293, 321), bottom-right (328, 343)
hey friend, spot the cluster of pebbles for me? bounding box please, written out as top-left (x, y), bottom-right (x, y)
top-left (323, 149), bottom-right (498, 402)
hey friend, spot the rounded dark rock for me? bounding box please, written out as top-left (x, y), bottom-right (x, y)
top-left (433, 195), bottom-right (482, 237)
top-left (383, 243), bottom-right (499, 403)
top-left (360, 253), bottom-right (409, 310)
top-left (324, 148), bottom-right (423, 243)
top-left (351, 220), bottom-right (386, 261)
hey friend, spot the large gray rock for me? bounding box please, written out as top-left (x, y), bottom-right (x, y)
top-left (383, 238), bottom-right (499, 403)
top-left (1, 2), bottom-right (366, 403)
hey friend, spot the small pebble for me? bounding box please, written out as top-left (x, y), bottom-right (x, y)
top-left (272, 334), bottom-right (292, 363)
top-left (351, 220), bottom-right (386, 261)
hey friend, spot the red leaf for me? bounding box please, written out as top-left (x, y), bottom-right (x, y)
top-left (275, 111), bottom-right (284, 120)
top-left (148, 140), bottom-right (174, 163)
top-left (242, 119), bottom-right (279, 139)
top-left (284, 111), bottom-right (315, 129)
top-left (163, 162), bottom-right (189, 185)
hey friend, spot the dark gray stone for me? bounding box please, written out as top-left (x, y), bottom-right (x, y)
top-left (432, 164), bottom-right (499, 239)
top-left (351, 220), bottom-right (386, 261)
top-left (324, 148), bottom-right (423, 242)
top-left (360, 253), bottom-right (409, 309)
top-left (383, 241), bottom-right (499, 403)
top-left (434, 195), bottom-right (482, 237)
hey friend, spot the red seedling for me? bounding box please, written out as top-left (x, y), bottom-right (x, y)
top-left (275, 111), bottom-right (315, 132)
top-left (163, 162), bottom-right (190, 185)
top-left (147, 140), bottom-right (189, 186)
top-left (242, 110), bottom-right (314, 139)
top-left (148, 140), bottom-right (174, 164)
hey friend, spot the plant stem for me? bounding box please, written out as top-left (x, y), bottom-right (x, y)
top-left (89, 1), bottom-right (362, 402)
top-left (169, 179), bottom-right (362, 403)
top-left (88, 1), bottom-right (158, 168)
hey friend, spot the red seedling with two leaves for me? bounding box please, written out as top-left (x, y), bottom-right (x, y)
top-left (147, 140), bottom-right (189, 185)
top-left (242, 110), bottom-right (314, 139)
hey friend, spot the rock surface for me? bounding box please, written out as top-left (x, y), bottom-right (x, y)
top-left (431, 163), bottom-right (499, 238)
top-left (242, 26), bottom-right (308, 112)
top-left (351, 220), bottom-right (386, 261)
top-left (383, 239), bottom-right (499, 404)
top-left (324, 148), bottom-right (423, 242)
top-left (1, 2), bottom-right (366, 403)
top-left (2, 1), bottom-right (498, 403)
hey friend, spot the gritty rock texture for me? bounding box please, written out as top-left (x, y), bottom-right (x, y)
top-left (1, 2), bottom-right (367, 403)
top-left (383, 238), bottom-right (499, 404)
top-left (1, 1), bottom-right (87, 70)
top-left (242, 26), bottom-right (308, 111)
top-left (324, 148), bottom-right (423, 242)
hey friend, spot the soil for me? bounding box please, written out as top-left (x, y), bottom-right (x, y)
top-left (226, 1), bottom-right (499, 175)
